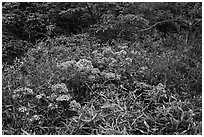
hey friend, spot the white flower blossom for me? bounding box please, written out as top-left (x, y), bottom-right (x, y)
top-left (18, 106), bottom-right (27, 113)
top-left (48, 93), bottom-right (58, 100)
top-left (51, 83), bottom-right (69, 94)
top-left (14, 87), bottom-right (34, 95)
top-left (35, 95), bottom-right (42, 100)
top-left (156, 83), bottom-right (166, 93)
top-left (56, 94), bottom-right (72, 102)
top-left (102, 72), bottom-right (121, 80)
top-left (35, 93), bottom-right (46, 100)
top-left (75, 59), bottom-right (93, 72)
top-left (30, 115), bottom-right (41, 121)
top-left (48, 103), bottom-right (58, 110)
top-left (70, 100), bottom-right (81, 110)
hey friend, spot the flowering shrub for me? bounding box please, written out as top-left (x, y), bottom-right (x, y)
top-left (2, 2), bottom-right (201, 135)
top-left (51, 83), bottom-right (69, 94)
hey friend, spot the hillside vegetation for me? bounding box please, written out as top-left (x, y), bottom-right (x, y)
top-left (2, 2), bottom-right (202, 135)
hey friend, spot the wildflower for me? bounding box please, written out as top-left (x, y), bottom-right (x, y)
top-left (30, 115), bottom-right (41, 121)
top-left (57, 60), bottom-right (76, 70)
top-left (14, 87), bottom-right (34, 95)
top-left (156, 83), bottom-right (166, 93)
top-left (102, 72), bottom-right (121, 80)
top-left (56, 94), bottom-right (72, 102)
top-left (51, 83), bottom-right (69, 94)
top-left (75, 59), bottom-right (93, 72)
top-left (18, 106), bottom-right (27, 113)
top-left (35, 93), bottom-right (45, 100)
top-left (48, 103), bottom-right (58, 110)
top-left (69, 100), bottom-right (81, 110)
top-left (30, 115), bottom-right (42, 124)
top-left (48, 93), bottom-right (58, 101)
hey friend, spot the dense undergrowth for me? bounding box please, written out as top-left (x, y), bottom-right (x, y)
top-left (2, 33), bottom-right (202, 135)
top-left (2, 2), bottom-right (202, 135)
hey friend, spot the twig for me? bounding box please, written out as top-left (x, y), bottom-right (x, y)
top-left (138, 19), bottom-right (188, 32)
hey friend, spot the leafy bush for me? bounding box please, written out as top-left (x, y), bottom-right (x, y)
top-left (2, 2), bottom-right (202, 135)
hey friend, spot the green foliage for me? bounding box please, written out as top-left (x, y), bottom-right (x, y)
top-left (2, 2), bottom-right (202, 135)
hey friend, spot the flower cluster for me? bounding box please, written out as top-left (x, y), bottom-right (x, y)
top-left (13, 87), bottom-right (34, 99)
top-left (69, 100), bottom-right (81, 111)
top-left (35, 93), bottom-right (46, 100)
top-left (101, 72), bottom-right (121, 80)
top-left (47, 93), bottom-right (58, 101)
top-left (48, 103), bottom-right (58, 110)
top-left (56, 94), bottom-right (72, 102)
top-left (58, 59), bottom-right (95, 73)
top-left (51, 83), bottom-right (69, 94)
top-left (14, 87), bottom-right (34, 95)
top-left (154, 83), bottom-right (167, 94)
top-left (30, 115), bottom-right (41, 122)
top-left (18, 106), bottom-right (28, 113)
top-left (75, 59), bottom-right (94, 72)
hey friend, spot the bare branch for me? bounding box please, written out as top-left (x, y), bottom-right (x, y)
top-left (138, 19), bottom-right (189, 32)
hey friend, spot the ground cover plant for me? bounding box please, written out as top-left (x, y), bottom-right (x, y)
top-left (2, 2), bottom-right (202, 135)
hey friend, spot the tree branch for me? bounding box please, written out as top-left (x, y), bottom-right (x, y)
top-left (138, 19), bottom-right (188, 32)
